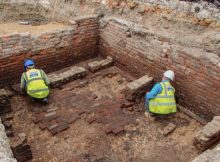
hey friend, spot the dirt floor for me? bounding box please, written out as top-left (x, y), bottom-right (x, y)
top-left (7, 61), bottom-right (201, 162)
top-left (0, 22), bottom-right (70, 35)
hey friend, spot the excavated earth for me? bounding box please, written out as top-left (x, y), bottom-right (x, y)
top-left (8, 58), bottom-right (202, 162)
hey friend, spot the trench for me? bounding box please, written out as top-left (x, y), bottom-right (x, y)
top-left (0, 13), bottom-right (219, 162)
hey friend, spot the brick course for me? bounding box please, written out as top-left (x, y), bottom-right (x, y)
top-left (99, 17), bottom-right (220, 121)
top-left (0, 15), bottom-right (99, 85)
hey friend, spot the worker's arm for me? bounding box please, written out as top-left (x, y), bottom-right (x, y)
top-left (20, 73), bottom-right (26, 93)
top-left (145, 83), bottom-right (162, 100)
top-left (41, 70), bottom-right (50, 86)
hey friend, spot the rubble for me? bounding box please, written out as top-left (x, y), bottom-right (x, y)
top-left (194, 116), bottom-right (220, 151)
top-left (48, 66), bottom-right (87, 88)
top-left (123, 75), bottom-right (153, 101)
top-left (88, 56), bottom-right (113, 72)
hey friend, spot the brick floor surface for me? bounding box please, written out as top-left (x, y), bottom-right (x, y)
top-left (29, 65), bottom-right (135, 136)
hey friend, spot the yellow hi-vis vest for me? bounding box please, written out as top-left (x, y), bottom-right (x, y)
top-left (149, 81), bottom-right (177, 114)
top-left (24, 69), bottom-right (49, 99)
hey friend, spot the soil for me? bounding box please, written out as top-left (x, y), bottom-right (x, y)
top-left (0, 2), bottom-right (50, 25)
top-left (8, 59), bottom-right (201, 162)
top-left (0, 22), bottom-right (70, 35)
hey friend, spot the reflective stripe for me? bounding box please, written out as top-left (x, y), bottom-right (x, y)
top-left (161, 82), bottom-right (167, 95)
top-left (26, 77), bottom-right (44, 84)
top-left (29, 88), bottom-right (49, 94)
top-left (150, 102), bottom-right (176, 106)
top-left (155, 95), bottom-right (175, 99)
top-left (24, 72), bottom-right (28, 81)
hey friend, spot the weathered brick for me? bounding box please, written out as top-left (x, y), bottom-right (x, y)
top-left (43, 114), bottom-right (59, 122)
top-left (159, 123), bottom-right (176, 136)
top-left (47, 124), bottom-right (58, 131)
top-left (104, 125), bottom-right (114, 134)
top-left (87, 116), bottom-right (97, 124)
top-left (68, 114), bottom-right (80, 124)
top-left (112, 126), bottom-right (125, 135)
top-left (50, 122), bottom-right (69, 135)
top-left (49, 66), bottom-right (87, 88)
top-left (88, 56), bottom-right (113, 72)
top-left (194, 116), bottom-right (220, 150)
top-left (123, 75), bottom-right (153, 101)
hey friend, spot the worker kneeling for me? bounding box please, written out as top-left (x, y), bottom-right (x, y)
top-left (145, 70), bottom-right (177, 120)
top-left (20, 59), bottom-right (50, 104)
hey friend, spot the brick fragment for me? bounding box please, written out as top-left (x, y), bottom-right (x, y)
top-left (45, 111), bottom-right (57, 117)
top-left (11, 136), bottom-right (32, 162)
top-left (50, 122), bottom-right (69, 135)
top-left (47, 124), bottom-right (58, 131)
top-left (87, 116), bottom-right (97, 124)
top-left (68, 114), bottom-right (80, 124)
top-left (56, 116), bottom-right (67, 123)
top-left (104, 125), bottom-right (114, 134)
top-left (47, 108), bottom-right (58, 113)
top-left (112, 126), bottom-right (125, 135)
top-left (39, 123), bottom-right (47, 130)
top-left (159, 123), bottom-right (176, 136)
top-left (43, 114), bottom-right (59, 122)
top-left (32, 114), bottom-right (45, 124)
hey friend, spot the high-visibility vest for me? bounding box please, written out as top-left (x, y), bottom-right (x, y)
top-left (149, 81), bottom-right (177, 114)
top-left (24, 69), bottom-right (49, 99)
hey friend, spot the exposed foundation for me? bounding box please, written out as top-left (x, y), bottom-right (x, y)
top-left (0, 1), bottom-right (219, 161)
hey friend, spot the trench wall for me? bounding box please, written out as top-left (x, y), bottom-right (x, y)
top-left (0, 15), bottom-right (99, 85)
top-left (99, 17), bottom-right (220, 121)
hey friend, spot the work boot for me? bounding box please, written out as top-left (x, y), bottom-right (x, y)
top-left (42, 98), bottom-right (49, 104)
top-left (144, 112), bottom-right (155, 121)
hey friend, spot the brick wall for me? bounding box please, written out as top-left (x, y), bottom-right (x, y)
top-left (0, 15), bottom-right (99, 84)
top-left (99, 17), bottom-right (220, 121)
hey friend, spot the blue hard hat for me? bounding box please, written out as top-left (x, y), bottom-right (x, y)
top-left (24, 59), bottom-right (35, 68)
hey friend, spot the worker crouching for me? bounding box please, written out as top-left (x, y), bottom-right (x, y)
top-left (20, 59), bottom-right (50, 104)
top-left (145, 70), bottom-right (177, 120)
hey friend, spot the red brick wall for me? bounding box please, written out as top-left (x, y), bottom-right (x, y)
top-left (0, 15), bottom-right (99, 85)
top-left (99, 18), bottom-right (220, 121)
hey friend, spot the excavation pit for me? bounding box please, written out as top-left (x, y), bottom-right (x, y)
top-left (6, 59), bottom-right (201, 162)
top-left (0, 12), bottom-right (219, 162)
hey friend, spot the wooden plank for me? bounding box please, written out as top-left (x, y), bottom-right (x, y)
top-left (177, 104), bottom-right (208, 125)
